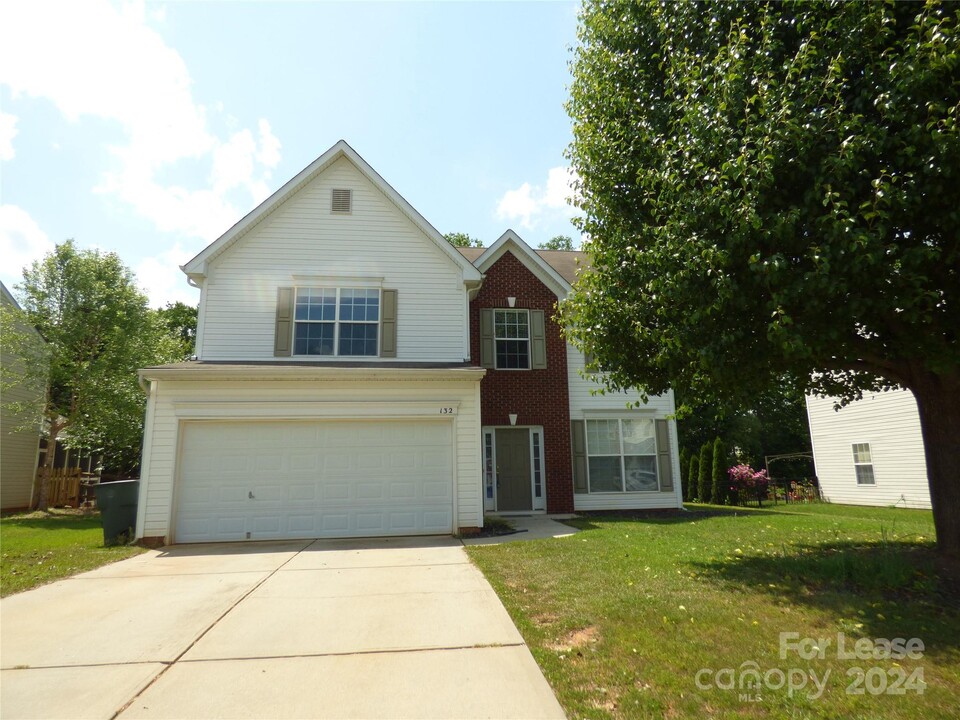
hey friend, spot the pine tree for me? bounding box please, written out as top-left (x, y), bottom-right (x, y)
top-left (698, 442), bottom-right (712, 502)
top-left (711, 436), bottom-right (727, 504)
top-left (687, 454), bottom-right (700, 502)
top-left (679, 447), bottom-right (690, 502)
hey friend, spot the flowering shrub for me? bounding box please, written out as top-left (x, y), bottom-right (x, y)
top-left (727, 465), bottom-right (770, 505)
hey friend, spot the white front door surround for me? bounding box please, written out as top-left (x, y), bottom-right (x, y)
top-left (482, 426), bottom-right (546, 514)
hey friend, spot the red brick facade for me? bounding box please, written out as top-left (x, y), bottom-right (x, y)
top-left (469, 251), bottom-right (574, 513)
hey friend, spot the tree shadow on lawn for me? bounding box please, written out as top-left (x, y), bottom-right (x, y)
top-left (568, 507), bottom-right (782, 531)
top-left (0, 512), bottom-right (102, 532)
top-left (692, 539), bottom-right (960, 651)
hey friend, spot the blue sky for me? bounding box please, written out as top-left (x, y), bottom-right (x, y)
top-left (0, 0), bottom-right (582, 307)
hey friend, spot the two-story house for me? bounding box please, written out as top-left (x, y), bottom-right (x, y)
top-left (136, 141), bottom-right (682, 545)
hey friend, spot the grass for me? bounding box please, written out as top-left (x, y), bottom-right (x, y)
top-left (1, 509), bottom-right (146, 597)
top-left (466, 502), bottom-right (960, 720)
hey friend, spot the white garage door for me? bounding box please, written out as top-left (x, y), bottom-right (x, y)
top-left (175, 420), bottom-right (454, 543)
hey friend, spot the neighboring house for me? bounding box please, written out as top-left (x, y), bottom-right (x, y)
top-left (806, 389), bottom-right (931, 509)
top-left (1, 282), bottom-right (43, 511)
top-left (136, 140), bottom-right (682, 545)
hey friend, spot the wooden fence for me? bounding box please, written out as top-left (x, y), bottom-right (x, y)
top-left (38, 467), bottom-right (91, 507)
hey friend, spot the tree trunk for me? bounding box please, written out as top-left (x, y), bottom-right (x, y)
top-left (911, 371), bottom-right (960, 558)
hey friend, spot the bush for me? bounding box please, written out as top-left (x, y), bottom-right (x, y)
top-left (679, 447), bottom-right (689, 501)
top-left (697, 442), bottom-right (712, 502)
top-left (728, 464), bottom-right (771, 505)
top-left (710, 437), bottom-right (727, 504)
top-left (687, 453), bottom-right (700, 502)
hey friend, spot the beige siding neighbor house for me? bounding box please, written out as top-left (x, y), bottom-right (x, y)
top-left (806, 389), bottom-right (931, 509)
top-left (1, 282), bottom-right (42, 511)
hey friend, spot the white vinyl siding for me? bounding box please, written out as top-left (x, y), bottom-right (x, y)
top-left (806, 389), bottom-right (930, 508)
top-left (136, 376), bottom-right (482, 540)
top-left (197, 158), bottom-right (467, 362)
top-left (567, 344), bottom-right (682, 511)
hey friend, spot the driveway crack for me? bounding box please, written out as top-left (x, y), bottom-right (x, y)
top-left (109, 539), bottom-right (317, 720)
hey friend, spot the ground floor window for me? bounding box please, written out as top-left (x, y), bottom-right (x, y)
top-left (852, 443), bottom-right (876, 485)
top-left (586, 418), bottom-right (659, 492)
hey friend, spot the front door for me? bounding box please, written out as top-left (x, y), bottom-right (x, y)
top-left (495, 428), bottom-right (532, 511)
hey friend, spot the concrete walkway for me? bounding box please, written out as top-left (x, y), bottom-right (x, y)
top-left (1, 537), bottom-right (565, 719)
top-left (461, 515), bottom-right (580, 546)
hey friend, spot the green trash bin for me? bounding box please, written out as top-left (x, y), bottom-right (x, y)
top-left (94, 480), bottom-right (139, 545)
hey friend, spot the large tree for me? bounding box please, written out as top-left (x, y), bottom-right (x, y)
top-left (444, 232), bottom-right (484, 248)
top-left (539, 235), bottom-right (575, 251)
top-left (0, 241), bottom-right (180, 505)
top-left (562, 1), bottom-right (960, 553)
top-left (155, 301), bottom-right (198, 360)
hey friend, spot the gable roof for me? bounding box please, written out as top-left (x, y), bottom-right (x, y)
top-left (456, 238), bottom-right (589, 288)
top-left (464, 230), bottom-right (573, 298)
top-left (181, 140), bottom-right (482, 283)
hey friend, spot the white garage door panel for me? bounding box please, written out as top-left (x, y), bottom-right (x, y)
top-left (175, 420), bottom-right (453, 543)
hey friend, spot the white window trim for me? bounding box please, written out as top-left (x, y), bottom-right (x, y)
top-left (852, 441), bottom-right (877, 487)
top-left (293, 286), bottom-right (381, 358)
top-left (584, 417), bottom-right (661, 494)
top-left (493, 308), bottom-right (531, 371)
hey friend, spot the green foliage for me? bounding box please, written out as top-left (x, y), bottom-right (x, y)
top-left (686, 453), bottom-right (699, 502)
top-left (678, 446), bottom-right (689, 502)
top-left (538, 235), bottom-right (575, 251)
top-left (677, 380), bottom-right (813, 475)
top-left (2, 241), bottom-right (181, 477)
top-left (711, 436), bottom-right (728, 504)
top-left (563, 0), bottom-right (960, 552)
top-left (563, 0), bottom-right (960, 406)
top-left (697, 442), bottom-right (712, 502)
top-left (155, 301), bottom-right (197, 360)
top-left (444, 232), bottom-right (484, 248)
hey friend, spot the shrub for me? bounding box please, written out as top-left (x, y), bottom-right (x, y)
top-left (679, 447), bottom-right (690, 501)
top-left (710, 437), bottom-right (727, 504)
top-left (687, 453), bottom-right (700, 502)
top-left (727, 464), bottom-right (771, 505)
top-left (697, 442), bottom-right (712, 502)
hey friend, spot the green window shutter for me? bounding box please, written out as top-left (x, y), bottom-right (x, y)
top-left (655, 419), bottom-right (674, 492)
top-left (480, 308), bottom-right (494, 368)
top-left (531, 309), bottom-right (547, 369)
top-left (380, 289), bottom-right (397, 358)
top-left (571, 420), bottom-right (588, 493)
top-left (274, 287), bottom-right (294, 357)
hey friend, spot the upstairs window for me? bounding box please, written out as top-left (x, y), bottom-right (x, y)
top-left (294, 288), bottom-right (379, 356)
top-left (494, 309), bottom-right (530, 369)
top-left (852, 443), bottom-right (876, 485)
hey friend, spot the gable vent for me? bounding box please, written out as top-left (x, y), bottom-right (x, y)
top-left (331, 188), bottom-right (352, 214)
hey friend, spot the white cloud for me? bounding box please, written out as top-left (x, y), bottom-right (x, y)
top-left (496, 166), bottom-right (580, 230)
top-left (0, 0), bottom-right (281, 241)
top-left (0, 111), bottom-right (17, 161)
top-left (0, 205), bottom-right (55, 288)
top-left (135, 242), bottom-right (201, 308)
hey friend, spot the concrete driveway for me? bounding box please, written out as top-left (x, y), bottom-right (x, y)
top-left (1, 537), bottom-right (565, 719)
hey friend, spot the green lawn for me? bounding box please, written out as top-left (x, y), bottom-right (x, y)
top-left (1, 509), bottom-right (146, 597)
top-left (467, 503), bottom-right (960, 720)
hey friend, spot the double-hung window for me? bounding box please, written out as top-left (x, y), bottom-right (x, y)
top-left (294, 288), bottom-right (379, 356)
top-left (852, 443), bottom-right (875, 485)
top-left (494, 309), bottom-right (530, 369)
top-left (585, 418), bottom-right (659, 492)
